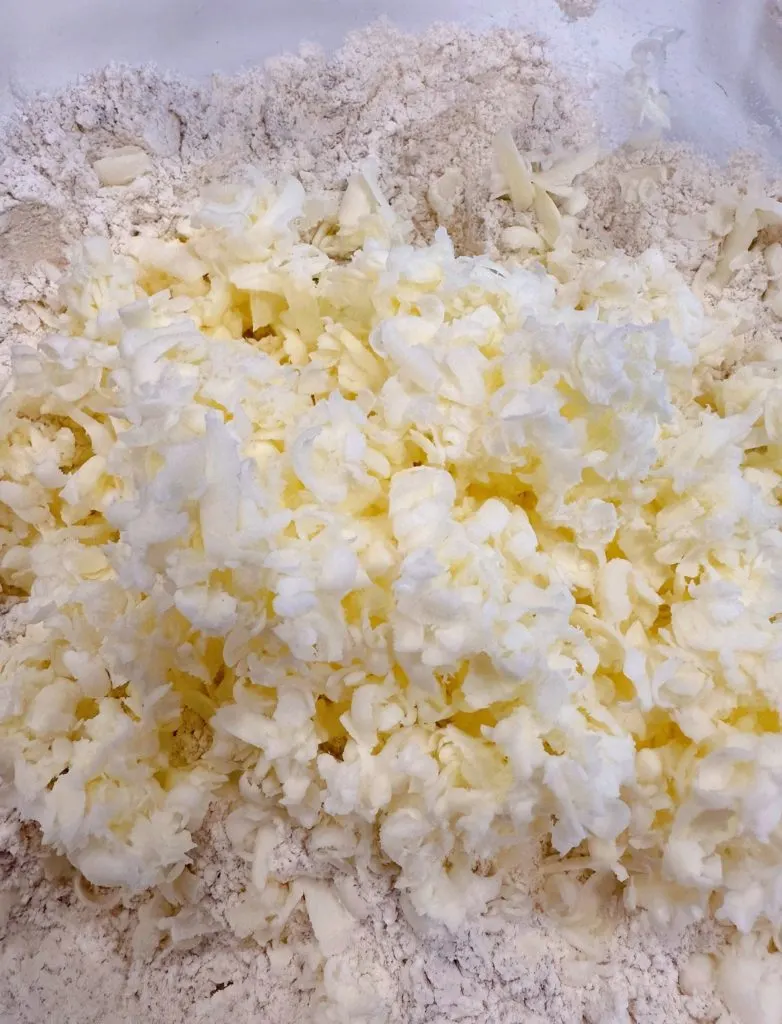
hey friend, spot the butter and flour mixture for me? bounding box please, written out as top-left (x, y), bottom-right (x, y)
top-left (2, 21), bottom-right (782, 1024)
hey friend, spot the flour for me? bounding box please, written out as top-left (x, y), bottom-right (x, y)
top-left (578, 142), bottom-right (782, 370)
top-left (1, 18), bottom-right (780, 1024)
top-left (555, 0), bottom-right (600, 20)
top-left (0, 22), bottom-right (596, 344)
top-left (0, 806), bottom-right (735, 1024)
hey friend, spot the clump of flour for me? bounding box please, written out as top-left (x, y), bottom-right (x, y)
top-left (555, 0), bottom-right (600, 20)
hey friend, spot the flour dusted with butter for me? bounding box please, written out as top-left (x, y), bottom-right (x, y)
top-left (0, 22), bottom-right (593, 347)
top-left (0, 806), bottom-right (735, 1024)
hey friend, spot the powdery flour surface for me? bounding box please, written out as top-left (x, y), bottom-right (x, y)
top-left (0, 807), bottom-right (731, 1024)
top-left (1, 21), bottom-right (782, 1024)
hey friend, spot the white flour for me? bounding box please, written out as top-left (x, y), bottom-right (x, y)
top-left (1, 19), bottom-right (781, 1024)
top-left (0, 807), bottom-right (733, 1024)
top-left (555, 0), bottom-right (600, 19)
top-left (0, 21), bottom-right (595, 345)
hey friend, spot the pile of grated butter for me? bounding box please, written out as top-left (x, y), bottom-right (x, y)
top-left (2, 145), bottom-right (782, 945)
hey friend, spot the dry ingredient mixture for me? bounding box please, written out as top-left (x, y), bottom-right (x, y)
top-left (555, 0), bottom-right (600, 21)
top-left (2, 21), bottom-right (782, 1024)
